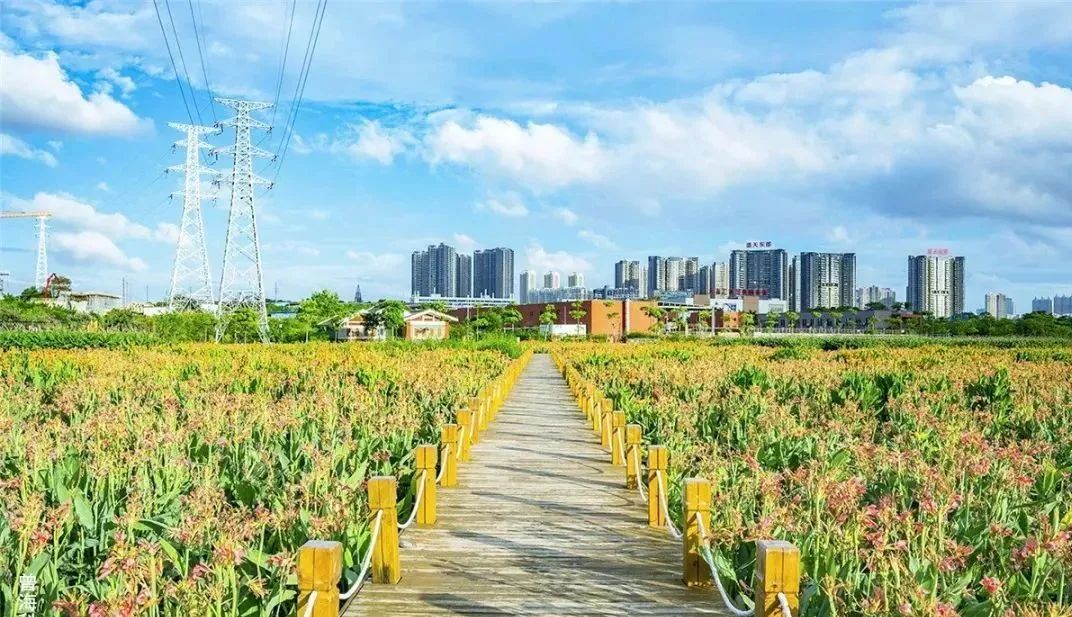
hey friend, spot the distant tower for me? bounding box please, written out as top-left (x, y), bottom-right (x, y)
top-left (35, 215), bottom-right (48, 289)
top-left (167, 123), bottom-right (219, 310)
top-left (354, 284), bottom-right (363, 303)
top-left (214, 98), bottom-right (274, 342)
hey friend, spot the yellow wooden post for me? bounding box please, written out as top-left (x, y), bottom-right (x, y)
top-left (682, 477), bottom-right (712, 587)
top-left (368, 476), bottom-right (401, 584)
top-left (591, 395), bottom-right (603, 432)
top-left (415, 445), bottom-right (437, 527)
top-left (625, 424), bottom-right (642, 488)
top-left (755, 540), bottom-right (800, 617)
top-left (647, 445), bottom-right (668, 527)
top-left (296, 540), bottom-right (342, 617)
top-left (610, 411), bottom-right (626, 465)
top-left (600, 400), bottom-right (613, 447)
top-left (440, 424), bottom-right (459, 487)
top-left (469, 397), bottom-right (483, 444)
top-left (457, 409), bottom-right (474, 461)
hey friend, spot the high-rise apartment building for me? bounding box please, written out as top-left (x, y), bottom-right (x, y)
top-left (985, 293), bottom-right (1010, 319)
top-left (473, 247), bottom-right (514, 299)
top-left (646, 256), bottom-right (665, 297)
top-left (544, 271), bottom-right (561, 289)
top-left (411, 243), bottom-right (458, 297)
top-left (698, 265), bottom-right (712, 295)
top-left (1004, 296), bottom-right (1015, 317)
top-left (646, 256), bottom-right (699, 296)
top-left (856, 286), bottom-right (896, 309)
top-left (711, 262), bottom-right (729, 296)
top-left (906, 254), bottom-right (965, 318)
top-left (1032, 297), bottom-right (1054, 314)
top-left (519, 270), bottom-right (536, 304)
top-left (798, 252), bottom-right (856, 310)
top-left (729, 248), bottom-right (789, 299)
top-left (614, 260), bottom-right (645, 293)
top-left (456, 254), bottom-right (472, 297)
top-left (789, 255), bottom-right (800, 311)
top-left (567, 272), bottom-right (584, 287)
top-left (1055, 295), bottom-right (1072, 316)
top-left (683, 257), bottom-right (700, 291)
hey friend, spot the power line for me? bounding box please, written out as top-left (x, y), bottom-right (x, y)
top-left (270, 0), bottom-right (297, 129)
top-left (273, 0), bottom-right (327, 182)
top-left (162, 0), bottom-right (204, 125)
top-left (187, 0), bottom-right (217, 123)
top-left (152, 0), bottom-right (195, 124)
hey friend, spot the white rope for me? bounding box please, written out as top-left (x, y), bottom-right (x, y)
top-left (696, 515), bottom-right (755, 617)
top-left (338, 509), bottom-right (384, 600)
top-left (436, 445), bottom-right (450, 483)
top-left (655, 470), bottom-right (682, 539)
top-left (777, 592), bottom-right (793, 617)
top-left (455, 426), bottom-right (467, 460)
top-left (616, 430), bottom-right (626, 463)
top-left (397, 470), bottom-right (428, 532)
top-left (630, 445), bottom-right (647, 502)
top-left (301, 590), bottom-right (317, 617)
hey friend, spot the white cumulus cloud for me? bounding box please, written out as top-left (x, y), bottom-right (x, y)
top-left (578, 229), bottom-right (616, 250)
top-left (524, 242), bottom-right (592, 276)
top-left (0, 132), bottom-right (58, 166)
top-left (334, 120), bottom-right (412, 165)
top-left (0, 49), bottom-right (149, 135)
top-left (476, 192), bottom-right (529, 218)
top-left (52, 230), bottom-right (147, 271)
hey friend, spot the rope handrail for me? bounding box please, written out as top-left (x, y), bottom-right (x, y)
top-left (398, 469), bottom-right (428, 533)
top-left (655, 470), bottom-right (682, 539)
top-left (455, 425), bottom-right (467, 460)
top-left (777, 592), bottom-right (792, 617)
top-left (338, 509), bottom-right (384, 600)
top-left (696, 514), bottom-right (755, 617)
top-left (301, 590), bottom-right (317, 617)
top-left (630, 443), bottom-right (647, 502)
top-left (436, 444), bottom-right (450, 483)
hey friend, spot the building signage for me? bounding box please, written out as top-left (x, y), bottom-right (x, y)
top-left (713, 287), bottom-right (769, 297)
top-left (926, 248), bottom-right (950, 256)
top-left (745, 241), bottom-right (774, 249)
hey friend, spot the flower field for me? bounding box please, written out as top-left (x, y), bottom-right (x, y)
top-left (556, 342), bottom-right (1072, 616)
top-left (1, 342), bottom-right (513, 615)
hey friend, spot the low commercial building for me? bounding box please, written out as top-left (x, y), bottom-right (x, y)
top-left (334, 309), bottom-right (457, 341)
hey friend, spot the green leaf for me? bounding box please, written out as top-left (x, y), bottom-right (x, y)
top-left (72, 491), bottom-right (95, 529)
top-left (26, 551), bottom-right (51, 576)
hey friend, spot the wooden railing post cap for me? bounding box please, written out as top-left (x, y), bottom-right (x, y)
top-left (297, 539), bottom-right (343, 590)
top-left (416, 443), bottom-right (437, 468)
top-left (756, 540), bottom-right (801, 593)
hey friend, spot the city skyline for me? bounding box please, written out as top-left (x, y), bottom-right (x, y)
top-left (1, 3), bottom-right (1070, 310)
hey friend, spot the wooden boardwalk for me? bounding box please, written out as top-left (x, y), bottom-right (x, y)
top-left (345, 354), bottom-right (722, 616)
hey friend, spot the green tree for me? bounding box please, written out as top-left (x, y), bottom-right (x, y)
top-left (642, 305), bottom-right (665, 334)
top-left (568, 300), bottom-right (587, 324)
top-left (739, 312), bottom-right (755, 337)
top-left (539, 304), bottom-right (556, 338)
top-left (785, 310), bottom-right (800, 333)
top-left (697, 309), bottom-right (712, 333)
top-left (298, 290), bottom-right (347, 327)
top-left (828, 309), bottom-right (844, 333)
top-left (502, 306), bottom-right (522, 331)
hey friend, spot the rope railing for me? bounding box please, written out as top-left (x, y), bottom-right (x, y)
top-left (554, 351), bottom-right (801, 617)
top-left (398, 469), bottom-right (428, 533)
top-left (696, 514), bottom-right (755, 617)
top-left (295, 350), bottom-right (535, 617)
top-left (338, 509), bottom-right (385, 600)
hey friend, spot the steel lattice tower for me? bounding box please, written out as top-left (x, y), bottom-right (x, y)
top-left (167, 123), bottom-right (219, 310)
top-left (214, 98), bottom-right (274, 342)
top-left (35, 215), bottom-right (48, 289)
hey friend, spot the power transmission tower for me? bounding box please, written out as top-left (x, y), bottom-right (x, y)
top-left (213, 98), bottom-right (274, 342)
top-left (167, 122), bottom-right (219, 310)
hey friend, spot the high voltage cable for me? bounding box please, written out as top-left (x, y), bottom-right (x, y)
top-left (273, 0), bottom-right (327, 182)
top-left (162, 0), bottom-right (203, 126)
top-left (152, 0), bottom-right (195, 124)
top-left (270, 0), bottom-right (297, 129)
top-left (273, 0), bottom-right (325, 161)
top-left (187, 0), bottom-right (217, 123)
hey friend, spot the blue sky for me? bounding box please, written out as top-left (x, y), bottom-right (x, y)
top-left (1, 1), bottom-right (1070, 310)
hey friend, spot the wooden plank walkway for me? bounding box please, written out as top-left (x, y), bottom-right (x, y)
top-left (345, 354), bottom-right (723, 616)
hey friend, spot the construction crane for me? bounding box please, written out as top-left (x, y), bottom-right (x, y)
top-left (0, 210), bottom-right (51, 289)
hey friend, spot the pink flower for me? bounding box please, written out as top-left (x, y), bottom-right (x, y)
top-left (981, 575), bottom-right (1002, 595)
top-left (898, 602), bottom-right (913, 615)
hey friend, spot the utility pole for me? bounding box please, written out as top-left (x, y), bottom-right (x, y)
top-left (167, 122), bottom-right (219, 311)
top-left (213, 98), bottom-right (274, 343)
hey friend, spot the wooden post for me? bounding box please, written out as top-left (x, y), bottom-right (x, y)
top-left (610, 411), bottom-right (626, 465)
top-left (590, 394), bottom-right (602, 432)
top-left (440, 424), bottom-right (459, 487)
top-left (625, 424), bottom-right (642, 488)
top-left (457, 409), bottom-right (474, 461)
top-left (756, 540), bottom-right (800, 617)
top-left (600, 400), bottom-right (613, 447)
top-left (415, 445), bottom-right (437, 527)
top-left (647, 445), bottom-right (668, 527)
top-left (368, 476), bottom-right (401, 584)
top-left (297, 540), bottom-right (342, 617)
top-left (469, 398), bottom-right (483, 445)
top-left (682, 477), bottom-right (712, 587)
